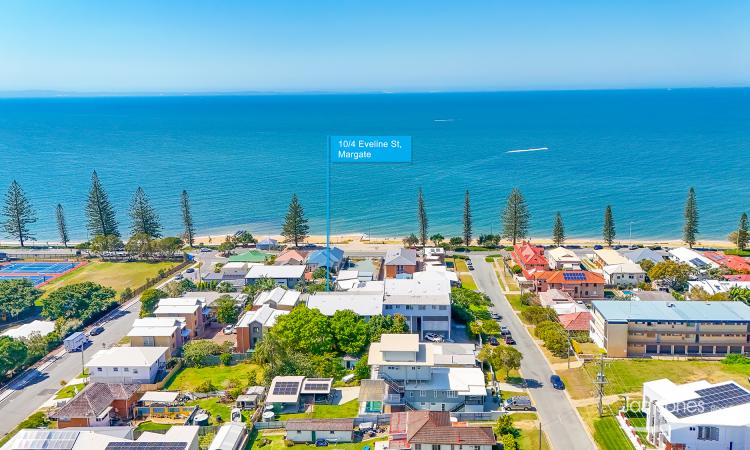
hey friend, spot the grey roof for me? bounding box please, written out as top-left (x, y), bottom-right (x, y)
top-left (286, 419), bottom-right (354, 431)
top-left (50, 383), bottom-right (140, 419)
top-left (622, 248), bottom-right (666, 265)
top-left (592, 300), bottom-right (750, 324)
top-left (385, 248), bottom-right (417, 266)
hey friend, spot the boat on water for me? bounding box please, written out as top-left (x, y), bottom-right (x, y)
top-left (506, 147), bottom-right (549, 154)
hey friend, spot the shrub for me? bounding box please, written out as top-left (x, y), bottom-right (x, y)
top-left (722, 354), bottom-right (750, 365)
top-left (195, 379), bottom-right (216, 393)
top-left (219, 353), bottom-right (232, 366)
top-left (511, 265), bottom-right (522, 274)
top-left (484, 256), bottom-right (494, 262)
top-left (119, 287), bottom-right (133, 302)
top-left (227, 387), bottom-right (243, 400)
top-left (283, 440), bottom-right (295, 448)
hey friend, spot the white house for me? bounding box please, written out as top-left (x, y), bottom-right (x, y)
top-left (643, 378), bottom-right (750, 450)
top-left (669, 247), bottom-right (720, 270)
top-left (306, 292), bottom-right (383, 319)
top-left (245, 265), bottom-right (306, 288)
top-left (383, 273), bottom-right (452, 339)
top-left (546, 247), bottom-right (582, 270)
top-left (254, 287), bottom-right (301, 310)
top-left (86, 347), bottom-right (168, 384)
top-left (285, 419), bottom-right (354, 443)
top-left (0, 426), bottom-right (199, 450)
top-left (602, 263), bottom-right (646, 286)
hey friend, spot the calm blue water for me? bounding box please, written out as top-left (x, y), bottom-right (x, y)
top-left (0, 89), bottom-right (748, 242)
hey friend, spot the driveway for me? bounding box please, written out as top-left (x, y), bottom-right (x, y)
top-left (471, 255), bottom-right (596, 450)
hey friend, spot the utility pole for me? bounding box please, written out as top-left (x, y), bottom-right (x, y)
top-left (595, 352), bottom-right (608, 417)
top-left (538, 421), bottom-right (542, 450)
top-left (567, 329), bottom-right (571, 369)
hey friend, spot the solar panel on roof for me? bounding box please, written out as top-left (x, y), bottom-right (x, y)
top-left (663, 383), bottom-right (750, 418)
top-left (14, 430), bottom-right (79, 450)
top-left (689, 257), bottom-right (708, 268)
top-left (563, 272), bottom-right (586, 281)
top-left (303, 383), bottom-right (330, 391)
top-left (105, 442), bottom-right (187, 450)
top-left (272, 381), bottom-right (300, 395)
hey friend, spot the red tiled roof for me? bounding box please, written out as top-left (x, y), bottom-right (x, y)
top-left (558, 312), bottom-right (593, 331)
top-left (392, 411), bottom-right (495, 445)
top-left (532, 270), bottom-right (604, 284)
top-left (513, 242), bottom-right (548, 267)
top-left (725, 274), bottom-right (750, 282)
top-left (703, 252), bottom-right (750, 272)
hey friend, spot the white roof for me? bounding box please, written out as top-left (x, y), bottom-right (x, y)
top-left (208, 423), bottom-right (245, 450)
top-left (158, 297), bottom-right (204, 306)
top-left (385, 248), bottom-right (417, 266)
top-left (688, 280), bottom-right (750, 296)
top-left (254, 287), bottom-right (300, 308)
top-left (547, 247), bottom-right (581, 261)
top-left (384, 275), bottom-right (451, 305)
top-left (418, 266), bottom-right (459, 283)
top-left (223, 262), bottom-right (247, 269)
top-left (139, 391), bottom-right (180, 403)
top-left (669, 247), bottom-right (719, 269)
top-left (86, 347), bottom-right (167, 368)
top-left (307, 292), bottom-right (383, 317)
top-left (645, 379), bottom-right (750, 426)
top-left (132, 317), bottom-right (185, 328)
top-left (336, 270), bottom-right (360, 281)
top-left (603, 263), bottom-right (646, 275)
top-left (127, 325), bottom-right (178, 337)
top-left (1, 320), bottom-right (55, 339)
top-left (245, 265), bottom-right (305, 279)
top-left (411, 367), bottom-right (486, 396)
top-left (369, 337), bottom-right (476, 367)
top-left (381, 334), bottom-right (419, 352)
top-left (0, 426), bottom-right (198, 450)
top-left (348, 280), bottom-right (386, 293)
top-left (153, 304), bottom-right (201, 315)
top-left (593, 248), bottom-right (630, 265)
top-left (237, 304), bottom-right (289, 328)
top-left (266, 375), bottom-right (305, 404)
top-left (551, 302), bottom-right (588, 315)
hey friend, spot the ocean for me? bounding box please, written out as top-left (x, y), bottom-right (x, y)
top-left (0, 89), bottom-right (748, 243)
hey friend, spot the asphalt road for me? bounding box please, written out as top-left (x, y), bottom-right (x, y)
top-left (0, 298), bottom-right (141, 437)
top-left (469, 255), bottom-right (597, 450)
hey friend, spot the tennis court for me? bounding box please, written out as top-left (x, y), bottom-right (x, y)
top-left (0, 261), bottom-right (83, 286)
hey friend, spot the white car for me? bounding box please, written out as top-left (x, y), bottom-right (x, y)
top-left (424, 332), bottom-right (444, 343)
top-left (223, 325), bottom-right (235, 335)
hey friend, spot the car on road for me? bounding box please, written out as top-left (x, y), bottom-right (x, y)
top-left (315, 440), bottom-right (328, 447)
top-left (223, 325), bottom-right (235, 335)
top-left (593, 244), bottom-right (603, 250)
top-left (550, 374), bottom-right (565, 390)
top-left (89, 326), bottom-right (104, 336)
top-left (490, 312), bottom-right (503, 320)
top-left (185, 268), bottom-right (195, 273)
top-left (200, 247), bottom-right (212, 252)
top-left (173, 274), bottom-right (183, 281)
top-left (504, 336), bottom-right (516, 345)
top-left (487, 336), bottom-right (499, 346)
top-left (504, 396), bottom-right (533, 411)
top-left (500, 326), bottom-right (511, 336)
top-left (424, 332), bottom-right (444, 343)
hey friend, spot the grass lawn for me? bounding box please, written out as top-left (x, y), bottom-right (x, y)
top-left (135, 421), bottom-right (174, 432)
top-left (623, 411), bottom-right (651, 447)
top-left (459, 274), bottom-right (477, 290)
top-left (512, 415), bottom-right (552, 450)
top-left (559, 359), bottom-right (750, 400)
top-left (55, 384), bottom-right (85, 399)
top-left (578, 403), bottom-right (633, 450)
top-left (164, 363), bottom-right (263, 391)
top-left (279, 399), bottom-right (360, 421)
top-left (453, 258), bottom-right (469, 272)
top-left (40, 260), bottom-right (179, 295)
top-left (186, 397), bottom-right (251, 425)
top-left (250, 431), bottom-right (385, 450)
top-left (505, 294), bottom-right (524, 312)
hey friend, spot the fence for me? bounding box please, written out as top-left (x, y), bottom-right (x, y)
top-left (139, 360), bottom-right (183, 392)
top-left (451, 411), bottom-right (504, 422)
top-left (127, 260), bottom-right (192, 299)
top-left (200, 353), bottom-right (252, 366)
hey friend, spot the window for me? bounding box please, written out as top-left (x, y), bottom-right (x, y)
top-left (432, 445), bottom-right (440, 450)
top-left (418, 305), bottom-right (426, 310)
top-left (439, 306), bottom-right (447, 311)
top-left (143, 336), bottom-right (155, 346)
top-left (447, 391), bottom-right (458, 398)
top-left (330, 431), bottom-right (335, 435)
top-left (420, 390), bottom-right (427, 397)
top-left (133, 369), bottom-right (138, 374)
top-left (405, 305), bottom-right (413, 310)
top-left (385, 305), bottom-right (393, 310)
top-left (253, 327), bottom-right (260, 333)
top-left (124, 367), bottom-right (129, 372)
top-left (297, 431), bottom-right (302, 434)
top-left (97, 367), bottom-right (103, 372)
top-left (113, 367), bottom-right (119, 372)
top-left (697, 426), bottom-right (719, 441)
top-left (414, 445), bottom-right (421, 450)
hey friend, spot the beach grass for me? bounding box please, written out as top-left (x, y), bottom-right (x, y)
top-left (40, 260), bottom-right (179, 295)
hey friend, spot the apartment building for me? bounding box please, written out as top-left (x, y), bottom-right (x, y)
top-left (590, 301), bottom-right (750, 357)
top-left (383, 273), bottom-right (452, 339)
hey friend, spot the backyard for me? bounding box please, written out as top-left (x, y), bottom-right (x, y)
top-left (185, 397), bottom-right (252, 425)
top-left (278, 399), bottom-right (360, 421)
top-left (163, 363), bottom-right (263, 392)
top-left (40, 260), bottom-right (180, 295)
top-left (248, 430), bottom-right (385, 450)
top-left (577, 403), bottom-right (634, 450)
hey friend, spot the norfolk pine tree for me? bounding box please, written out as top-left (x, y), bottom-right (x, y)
top-left (129, 187), bottom-right (162, 238)
top-left (56, 204), bottom-right (69, 248)
top-left (603, 205), bottom-right (616, 247)
top-left (180, 190), bottom-right (195, 246)
top-left (552, 212), bottom-right (565, 247)
top-left (502, 188), bottom-right (530, 245)
top-left (417, 188), bottom-right (428, 247)
top-left (281, 193), bottom-right (309, 247)
top-left (2, 180), bottom-right (36, 247)
top-left (683, 187), bottom-right (698, 248)
top-left (463, 190), bottom-right (472, 245)
top-left (736, 213), bottom-right (748, 251)
top-left (86, 171), bottom-right (120, 238)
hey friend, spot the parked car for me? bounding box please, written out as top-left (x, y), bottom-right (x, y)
top-left (504, 336), bottom-right (516, 345)
top-left (173, 274), bottom-right (183, 281)
top-left (487, 336), bottom-right (499, 346)
top-left (424, 332), bottom-right (444, 343)
top-left (185, 268), bottom-right (195, 273)
top-left (504, 396), bottom-right (533, 411)
top-left (89, 326), bottom-right (104, 336)
top-left (223, 325), bottom-right (235, 335)
top-left (490, 312), bottom-right (503, 320)
top-left (315, 440), bottom-right (329, 447)
top-left (200, 247), bottom-right (212, 252)
top-left (593, 245), bottom-right (603, 250)
top-left (500, 326), bottom-right (511, 336)
top-left (550, 374), bottom-right (565, 390)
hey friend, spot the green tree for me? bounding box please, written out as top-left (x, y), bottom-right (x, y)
top-left (89, 234), bottom-right (123, 256)
top-left (156, 236), bottom-right (184, 258)
top-left (520, 305), bottom-right (558, 325)
top-left (552, 212), bottom-right (565, 247)
top-left (0, 336), bottom-right (28, 376)
top-left (129, 186), bottom-right (162, 239)
top-left (403, 233), bottom-right (419, 247)
top-left (215, 295), bottom-right (239, 324)
top-left (0, 279), bottom-right (42, 320)
top-left (735, 213), bottom-right (749, 251)
top-left (729, 287), bottom-right (750, 304)
top-left (417, 188), bottom-right (428, 247)
top-left (683, 187), bottom-right (699, 248)
top-left (648, 260), bottom-right (696, 291)
top-left (41, 282), bottom-right (117, 323)
top-left (463, 190), bottom-right (472, 245)
top-left (502, 188), bottom-right (530, 245)
top-left (500, 434), bottom-right (518, 450)
top-left (329, 310), bottom-right (370, 355)
top-left (139, 288), bottom-right (166, 318)
top-left (56, 204), bottom-right (69, 248)
top-left (180, 190), bottom-right (195, 247)
top-left (233, 231), bottom-right (256, 246)
top-left (368, 314), bottom-right (409, 342)
top-left (449, 236), bottom-right (464, 247)
top-left (353, 355), bottom-right (370, 379)
top-left (281, 193), bottom-right (309, 247)
top-left (494, 414), bottom-right (517, 436)
top-left (271, 305), bottom-right (334, 354)
top-left (125, 232), bottom-right (155, 257)
top-left (86, 171), bottom-right (120, 238)
top-left (182, 339), bottom-right (222, 367)
top-left (496, 345), bottom-right (523, 378)
top-left (217, 236), bottom-right (236, 256)
top-left (603, 205), bottom-right (616, 247)
top-left (2, 180), bottom-right (36, 247)
top-left (429, 233), bottom-right (444, 247)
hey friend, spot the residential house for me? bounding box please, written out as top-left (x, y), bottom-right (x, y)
top-left (622, 248), bottom-right (666, 266)
top-left (86, 347), bottom-right (168, 384)
top-left (546, 247), bottom-right (582, 270)
top-left (590, 300), bottom-right (750, 357)
top-left (416, 267), bottom-right (459, 287)
top-left (602, 262), bottom-right (646, 286)
top-left (208, 423), bottom-right (246, 450)
top-left (127, 319), bottom-right (182, 359)
top-left (423, 247), bottom-right (445, 264)
top-left (384, 274), bottom-right (452, 339)
top-left (558, 312), bottom-right (592, 332)
top-left (368, 334), bottom-right (485, 412)
top-left (628, 290), bottom-right (675, 301)
top-left (50, 383), bottom-right (141, 428)
top-left (236, 386), bottom-right (266, 410)
top-left (389, 411), bottom-right (495, 450)
top-left (275, 249), bottom-right (309, 266)
top-left (592, 248), bottom-right (630, 268)
top-left (669, 247), bottom-right (719, 270)
top-left (235, 305), bottom-right (290, 352)
top-left (153, 298), bottom-right (205, 338)
top-left (688, 279), bottom-right (750, 296)
top-left (285, 419), bottom-right (354, 444)
top-left (0, 426), bottom-right (200, 450)
top-left (642, 379), bottom-right (750, 450)
top-left (307, 292), bottom-right (383, 319)
top-left (703, 251), bottom-right (750, 272)
top-left (256, 238), bottom-right (278, 250)
top-left (300, 378), bottom-right (334, 404)
top-left (265, 376), bottom-right (306, 413)
top-left (2, 320), bottom-right (55, 340)
top-left (530, 270), bottom-right (605, 300)
top-left (725, 274), bottom-right (750, 282)
top-left (228, 250), bottom-right (271, 264)
top-left (384, 248), bottom-right (418, 278)
top-left (245, 265), bottom-right (305, 288)
top-left (537, 288), bottom-right (574, 308)
top-left (511, 241), bottom-right (548, 277)
top-left (306, 247), bottom-right (346, 272)
top-left (253, 287), bottom-right (300, 310)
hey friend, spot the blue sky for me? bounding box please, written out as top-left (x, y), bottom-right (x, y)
top-left (0, 0), bottom-right (748, 92)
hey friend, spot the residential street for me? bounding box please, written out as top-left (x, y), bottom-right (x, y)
top-left (470, 255), bottom-right (597, 450)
